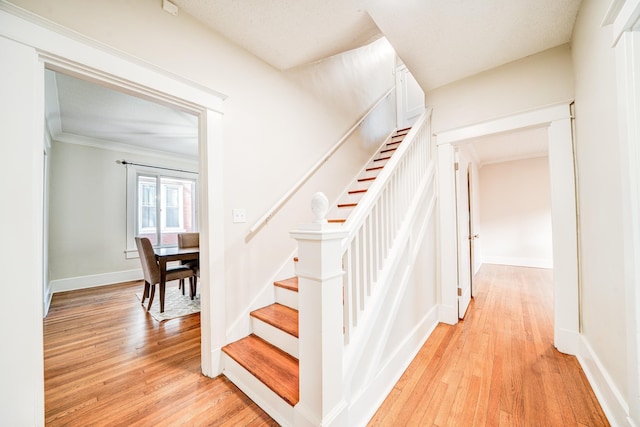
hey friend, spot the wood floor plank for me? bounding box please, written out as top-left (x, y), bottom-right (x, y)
top-left (44, 281), bottom-right (277, 426)
top-left (368, 264), bottom-right (610, 427)
top-left (45, 266), bottom-right (610, 426)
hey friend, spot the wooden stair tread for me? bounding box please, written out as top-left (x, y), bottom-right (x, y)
top-left (374, 156), bottom-right (391, 162)
top-left (338, 203), bottom-right (358, 208)
top-left (397, 126), bottom-right (411, 132)
top-left (387, 140), bottom-right (401, 146)
top-left (222, 334), bottom-right (299, 406)
top-left (348, 189), bottom-right (367, 194)
top-left (358, 177), bottom-right (376, 182)
top-left (251, 303), bottom-right (299, 338)
top-left (366, 166), bottom-right (384, 172)
top-left (380, 147), bottom-right (397, 154)
top-left (328, 219), bottom-right (346, 223)
top-left (274, 276), bottom-right (298, 292)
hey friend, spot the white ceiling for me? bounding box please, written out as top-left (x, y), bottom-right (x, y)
top-left (463, 127), bottom-right (550, 167)
top-left (174, 0), bottom-right (582, 91)
top-left (172, 0), bottom-right (382, 70)
top-left (45, 70), bottom-right (199, 159)
top-left (45, 0), bottom-right (579, 162)
top-left (367, 0), bottom-right (582, 91)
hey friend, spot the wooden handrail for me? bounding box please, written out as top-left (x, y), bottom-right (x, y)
top-left (246, 87), bottom-right (395, 240)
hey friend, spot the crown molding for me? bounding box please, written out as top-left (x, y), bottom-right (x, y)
top-left (53, 131), bottom-right (199, 164)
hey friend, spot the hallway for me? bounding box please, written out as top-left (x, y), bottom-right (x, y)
top-left (43, 265), bottom-right (608, 425)
top-left (368, 264), bottom-right (609, 426)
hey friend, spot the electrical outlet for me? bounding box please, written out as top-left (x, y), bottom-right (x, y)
top-left (232, 208), bottom-right (247, 223)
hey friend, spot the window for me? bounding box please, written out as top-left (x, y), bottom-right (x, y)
top-left (126, 165), bottom-right (198, 256)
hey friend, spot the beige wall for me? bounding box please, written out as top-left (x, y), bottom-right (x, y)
top-left (47, 141), bottom-right (197, 281)
top-left (572, 0), bottom-right (628, 404)
top-left (479, 157), bottom-right (553, 268)
top-left (8, 0), bottom-right (397, 328)
top-left (426, 44), bottom-right (575, 134)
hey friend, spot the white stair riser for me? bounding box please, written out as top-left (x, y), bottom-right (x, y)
top-left (222, 354), bottom-right (295, 427)
top-left (275, 286), bottom-right (298, 310)
top-left (252, 316), bottom-right (299, 358)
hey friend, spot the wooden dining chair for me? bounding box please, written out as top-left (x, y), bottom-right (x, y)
top-left (135, 237), bottom-right (194, 311)
top-left (177, 232), bottom-right (199, 299)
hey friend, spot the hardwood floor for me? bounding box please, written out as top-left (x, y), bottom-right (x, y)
top-left (368, 264), bottom-right (610, 427)
top-left (45, 265), bottom-right (609, 426)
top-left (44, 281), bottom-right (277, 426)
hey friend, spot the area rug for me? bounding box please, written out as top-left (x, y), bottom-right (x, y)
top-left (136, 285), bottom-right (200, 322)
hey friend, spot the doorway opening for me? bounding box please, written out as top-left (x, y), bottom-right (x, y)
top-left (437, 103), bottom-right (580, 354)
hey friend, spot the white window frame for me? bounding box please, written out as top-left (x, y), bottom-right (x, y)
top-left (125, 164), bottom-right (198, 258)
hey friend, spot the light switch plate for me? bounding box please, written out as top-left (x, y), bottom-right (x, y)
top-left (232, 208), bottom-right (247, 223)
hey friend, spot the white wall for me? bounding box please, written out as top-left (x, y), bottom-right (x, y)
top-left (479, 156), bottom-right (553, 268)
top-left (0, 35), bottom-right (45, 426)
top-left (426, 44), bottom-right (575, 134)
top-left (571, 0), bottom-right (629, 419)
top-left (7, 0), bottom-right (396, 323)
top-left (47, 140), bottom-right (198, 287)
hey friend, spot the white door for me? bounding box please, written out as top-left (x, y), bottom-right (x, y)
top-left (395, 65), bottom-right (425, 129)
top-left (455, 151), bottom-right (472, 318)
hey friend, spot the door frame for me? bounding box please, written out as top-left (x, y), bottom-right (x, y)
top-left (454, 149), bottom-right (473, 318)
top-left (0, 4), bottom-right (227, 380)
top-left (436, 102), bottom-right (580, 355)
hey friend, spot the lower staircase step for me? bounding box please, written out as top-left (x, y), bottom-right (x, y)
top-left (222, 334), bottom-right (299, 406)
top-left (251, 303), bottom-right (299, 337)
top-left (274, 277), bottom-right (298, 292)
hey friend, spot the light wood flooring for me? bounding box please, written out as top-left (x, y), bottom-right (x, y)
top-left (44, 265), bottom-right (609, 426)
top-left (368, 264), bottom-right (609, 426)
top-left (44, 281), bottom-right (277, 426)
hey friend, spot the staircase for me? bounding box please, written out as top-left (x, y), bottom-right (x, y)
top-left (220, 127), bottom-right (412, 424)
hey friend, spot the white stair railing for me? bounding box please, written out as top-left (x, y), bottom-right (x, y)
top-left (290, 109), bottom-right (433, 426)
top-left (341, 110), bottom-right (432, 345)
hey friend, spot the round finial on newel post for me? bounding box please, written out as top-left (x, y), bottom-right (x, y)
top-left (311, 192), bottom-right (329, 224)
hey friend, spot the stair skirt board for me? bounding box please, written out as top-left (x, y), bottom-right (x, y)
top-left (275, 285), bottom-right (298, 310)
top-left (348, 306), bottom-right (439, 427)
top-left (251, 317), bottom-right (299, 358)
top-left (223, 355), bottom-right (296, 427)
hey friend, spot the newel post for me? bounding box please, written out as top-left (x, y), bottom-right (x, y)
top-left (290, 192), bottom-right (348, 427)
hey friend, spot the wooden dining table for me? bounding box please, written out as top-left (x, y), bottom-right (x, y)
top-left (153, 246), bottom-right (199, 313)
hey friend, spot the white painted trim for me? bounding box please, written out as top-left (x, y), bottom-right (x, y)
top-left (614, 28), bottom-right (640, 426)
top-left (348, 306), bottom-right (439, 427)
top-left (0, 2), bottom-right (227, 109)
top-left (436, 143), bottom-right (459, 326)
top-left (547, 117), bottom-right (580, 354)
top-left (435, 103), bottom-right (580, 356)
top-left (251, 317), bottom-right (298, 358)
top-left (44, 69), bottom-right (62, 139)
top-left (0, 6), bottom-right (226, 384)
top-left (436, 102), bottom-right (572, 145)
top-left (222, 355), bottom-right (295, 427)
top-left (602, 0), bottom-right (626, 26)
top-left (578, 336), bottom-right (632, 426)
top-left (199, 109), bottom-right (226, 377)
top-left (55, 132), bottom-right (200, 163)
top-left (482, 257), bottom-right (553, 269)
top-left (50, 269), bottom-right (143, 293)
top-left (612, 0), bottom-right (640, 46)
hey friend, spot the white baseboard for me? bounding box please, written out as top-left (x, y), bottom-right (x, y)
top-left (50, 269), bottom-right (143, 293)
top-left (438, 303), bottom-right (458, 325)
top-left (348, 306), bottom-right (439, 427)
top-left (554, 326), bottom-right (579, 355)
top-left (43, 282), bottom-right (52, 317)
top-left (577, 335), bottom-right (631, 426)
top-left (483, 256), bottom-right (553, 269)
